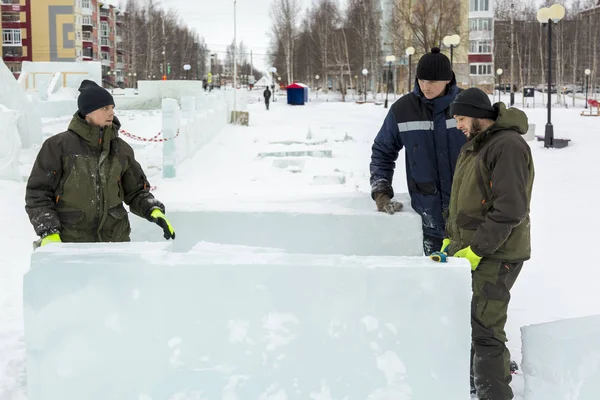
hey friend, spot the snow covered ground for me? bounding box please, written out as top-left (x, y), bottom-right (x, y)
top-left (1, 90), bottom-right (599, 399)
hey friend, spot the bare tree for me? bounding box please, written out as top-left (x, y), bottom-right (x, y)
top-left (394, 0), bottom-right (463, 54)
top-left (269, 0), bottom-right (301, 83)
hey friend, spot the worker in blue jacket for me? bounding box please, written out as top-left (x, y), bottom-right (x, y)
top-left (370, 47), bottom-right (466, 255)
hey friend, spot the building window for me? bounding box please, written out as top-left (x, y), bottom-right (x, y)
top-left (83, 16), bottom-right (92, 25)
top-left (100, 22), bottom-right (109, 37)
top-left (77, 31), bottom-right (82, 41)
top-left (2, 29), bottom-right (22, 46)
top-left (2, 46), bottom-right (22, 57)
top-left (101, 51), bottom-right (111, 61)
top-left (470, 0), bottom-right (490, 12)
top-left (2, 13), bottom-right (20, 23)
top-left (469, 40), bottom-right (492, 54)
top-left (470, 63), bottom-right (493, 76)
top-left (81, 0), bottom-right (91, 8)
top-left (469, 18), bottom-right (492, 32)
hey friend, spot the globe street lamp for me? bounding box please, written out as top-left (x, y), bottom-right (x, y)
top-left (183, 64), bottom-right (191, 80)
top-left (405, 46), bottom-right (415, 94)
top-left (362, 68), bottom-right (369, 102)
top-left (496, 68), bottom-right (503, 101)
top-left (315, 74), bottom-right (320, 98)
top-left (442, 34), bottom-right (461, 67)
top-left (384, 55), bottom-right (396, 108)
top-left (537, 4), bottom-right (567, 148)
top-left (585, 68), bottom-right (591, 109)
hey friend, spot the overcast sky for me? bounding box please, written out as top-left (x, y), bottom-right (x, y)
top-left (156, 0), bottom-right (316, 73)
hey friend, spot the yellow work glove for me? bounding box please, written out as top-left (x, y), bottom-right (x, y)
top-left (150, 209), bottom-right (175, 240)
top-left (453, 246), bottom-right (482, 270)
top-left (440, 238), bottom-right (451, 253)
top-left (41, 233), bottom-right (62, 246)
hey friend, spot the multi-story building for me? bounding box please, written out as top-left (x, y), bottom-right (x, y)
top-left (1, 0), bottom-right (32, 76)
top-left (1, 0), bottom-right (130, 87)
top-left (468, 0), bottom-right (495, 87)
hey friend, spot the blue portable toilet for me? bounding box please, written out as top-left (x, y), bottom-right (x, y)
top-left (286, 83), bottom-right (309, 105)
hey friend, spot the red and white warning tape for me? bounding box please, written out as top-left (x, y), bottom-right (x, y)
top-left (119, 129), bottom-right (180, 142)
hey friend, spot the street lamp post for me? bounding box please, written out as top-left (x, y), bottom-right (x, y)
top-left (510, 1), bottom-right (515, 106)
top-left (385, 55), bottom-right (396, 108)
top-left (585, 68), bottom-right (591, 109)
top-left (233, 0), bottom-right (238, 119)
top-left (405, 46), bottom-right (415, 94)
top-left (362, 68), bottom-right (369, 102)
top-left (442, 35), bottom-right (461, 67)
top-left (183, 64), bottom-right (191, 80)
top-left (315, 74), bottom-right (320, 98)
top-left (496, 68), bottom-right (503, 101)
top-left (537, 4), bottom-right (567, 148)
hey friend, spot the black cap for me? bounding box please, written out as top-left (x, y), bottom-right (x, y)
top-left (77, 79), bottom-right (115, 116)
top-left (450, 87), bottom-right (498, 119)
top-left (416, 47), bottom-right (453, 81)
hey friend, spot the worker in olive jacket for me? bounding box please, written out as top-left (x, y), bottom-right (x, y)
top-left (445, 87), bottom-right (535, 399)
top-left (25, 80), bottom-right (175, 247)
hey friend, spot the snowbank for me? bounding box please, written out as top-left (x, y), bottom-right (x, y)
top-left (24, 242), bottom-right (472, 400)
top-left (521, 315), bottom-right (600, 399)
top-left (0, 106), bottom-right (22, 181)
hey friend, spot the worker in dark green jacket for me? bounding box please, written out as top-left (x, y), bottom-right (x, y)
top-left (26, 80), bottom-right (175, 246)
top-left (445, 88), bottom-right (535, 400)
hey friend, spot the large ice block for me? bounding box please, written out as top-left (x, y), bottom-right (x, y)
top-left (24, 243), bottom-right (472, 400)
top-left (521, 315), bottom-right (600, 400)
top-left (0, 59), bottom-right (42, 148)
top-left (129, 193), bottom-right (424, 256)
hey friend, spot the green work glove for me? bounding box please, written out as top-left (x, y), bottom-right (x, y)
top-left (150, 209), bottom-right (175, 240)
top-left (41, 233), bottom-right (61, 246)
top-left (440, 238), bottom-right (451, 253)
top-left (454, 246), bottom-right (482, 270)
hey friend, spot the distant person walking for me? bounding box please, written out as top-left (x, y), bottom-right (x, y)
top-left (263, 87), bottom-right (272, 110)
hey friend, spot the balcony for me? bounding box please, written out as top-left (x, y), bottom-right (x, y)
top-left (82, 48), bottom-right (94, 59)
top-left (100, 37), bottom-right (111, 47)
top-left (2, 46), bottom-right (22, 58)
top-left (2, 13), bottom-right (20, 23)
top-left (116, 61), bottom-right (124, 70)
top-left (115, 35), bottom-right (122, 42)
top-left (82, 32), bottom-right (93, 42)
top-left (101, 59), bottom-right (111, 67)
top-left (1, 0), bottom-right (21, 4)
top-left (100, 9), bottom-right (110, 17)
top-left (81, 5), bottom-right (93, 15)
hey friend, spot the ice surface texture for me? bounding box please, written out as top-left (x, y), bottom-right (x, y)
top-left (522, 315), bottom-right (600, 400)
top-left (24, 243), bottom-right (471, 400)
top-left (129, 204), bottom-right (423, 256)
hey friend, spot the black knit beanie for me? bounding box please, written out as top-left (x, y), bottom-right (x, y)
top-left (416, 47), bottom-right (453, 81)
top-left (77, 79), bottom-right (115, 116)
top-left (450, 87), bottom-right (498, 120)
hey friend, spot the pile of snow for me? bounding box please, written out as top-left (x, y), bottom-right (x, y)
top-left (0, 59), bottom-right (42, 148)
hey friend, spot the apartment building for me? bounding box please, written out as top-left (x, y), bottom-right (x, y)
top-left (468, 0), bottom-right (495, 86)
top-left (1, 0), bottom-right (32, 75)
top-left (1, 0), bottom-right (130, 87)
